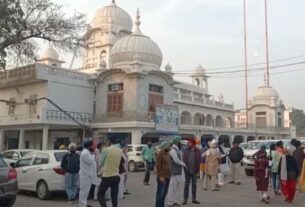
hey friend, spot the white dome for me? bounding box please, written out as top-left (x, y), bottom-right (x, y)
top-left (41, 47), bottom-right (59, 60)
top-left (110, 9), bottom-right (162, 69)
top-left (254, 85), bottom-right (279, 99)
top-left (165, 63), bottom-right (172, 71)
top-left (91, 1), bottom-right (132, 32)
top-left (193, 63), bottom-right (206, 75)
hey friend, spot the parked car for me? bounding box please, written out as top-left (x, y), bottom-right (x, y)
top-left (14, 150), bottom-right (66, 200)
top-left (0, 155), bottom-right (18, 207)
top-left (242, 140), bottom-right (279, 176)
top-left (126, 144), bottom-right (147, 172)
top-left (1, 149), bottom-right (37, 165)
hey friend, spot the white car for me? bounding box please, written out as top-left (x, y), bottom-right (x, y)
top-left (1, 149), bottom-right (37, 165)
top-left (14, 150), bottom-right (67, 200)
top-left (127, 144), bottom-right (147, 172)
top-left (242, 140), bottom-right (279, 176)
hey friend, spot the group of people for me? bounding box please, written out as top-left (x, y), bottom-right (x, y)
top-left (141, 136), bottom-right (244, 207)
top-left (59, 136), bottom-right (305, 207)
top-left (254, 140), bottom-right (305, 204)
top-left (60, 137), bottom-right (130, 207)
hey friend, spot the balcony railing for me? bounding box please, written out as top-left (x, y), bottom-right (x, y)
top-left (45, 110), bottom-right (92, 124)
top-left (94, 111), bottom-right (155, 123)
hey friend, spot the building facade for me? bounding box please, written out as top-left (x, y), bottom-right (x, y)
top-left (0, 0), bottom-right (291, 151)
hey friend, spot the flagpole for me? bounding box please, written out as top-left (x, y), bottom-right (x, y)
top-left (264, 0), bottom-right (270, 86)
top-left (243, 0), bottom-right (249, 129)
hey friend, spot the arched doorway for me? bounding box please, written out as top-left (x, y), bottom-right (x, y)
top-left (180, 134), bottom-right (196, 140)
top-left (225, 117), bottom-right (233, 128)
top-left (193, 113), bottom-right (205, 126)
top-left (215, 116), bottom-right (224, 128)
top-left (247, 136), bottom-right (255, 142)
top-left (181, 111), bottom-right (192, 125)
top-left (141, 133), bottom-right (161, 144)
top-left (206, 114), bottom-right (214, 127)
top-left (201, 134), bottom-right (215, 144)
top-left (218, 135), bottom-right (231, 148)
top-left (258, 136), bottom-right (266, 140)
top-left (233, 135), bottom-right (244, 144)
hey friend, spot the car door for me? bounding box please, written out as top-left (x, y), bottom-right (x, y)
top-left (15, 153), bottom-right (35, 190)
top-left (30, 153), bottom-right (50, 189)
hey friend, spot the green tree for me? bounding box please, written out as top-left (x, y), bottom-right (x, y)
top-left (0, 0), bottom-right (87, 69)
top-left (291, 108), bottom-right (305, 137)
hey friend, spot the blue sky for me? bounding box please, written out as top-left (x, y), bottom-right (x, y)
top-left (50, 0), bottom-right (305, 110)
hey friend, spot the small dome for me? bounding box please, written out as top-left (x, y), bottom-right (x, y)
top-left (42, 47), bottom-right (59, 60)
top-left (193, 63), bottom-right (206, 75)
top-left (91, 1), bottom-right (132, 32)
top-left (254, 85), bottom-right (279, 99)
top-left (165, 63), bottom-right (172, 71)
top-left (110, 9), bottom-right (162, 70)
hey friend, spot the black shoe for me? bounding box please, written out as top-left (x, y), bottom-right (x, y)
top-left (228, 181), bottom-right (235, 184)
top-left (182, 200), bottom-right (187, 205)
top-left (124, 191), bottom-right (131, 195)
top-left (192, 200), bottom-right (201, 204)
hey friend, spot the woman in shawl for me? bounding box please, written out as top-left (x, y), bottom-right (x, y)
top-left (278, 149), bottom-right (299, 203)
top-left (202, 139), bottom-right (220, 191)
top-left (254, 146), bottom-right (270, 204)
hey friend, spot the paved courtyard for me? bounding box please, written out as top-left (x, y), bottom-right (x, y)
top-left (15, 172), bottom-right (303, 207)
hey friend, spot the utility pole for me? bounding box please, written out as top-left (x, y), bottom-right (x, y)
top-left (243, 0), bottom-right (249, 129)
top-left (264, 0), bottom-right (270, 86)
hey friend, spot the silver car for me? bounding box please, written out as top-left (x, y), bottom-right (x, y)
top-left (0, 155), bottom-right (18, 207)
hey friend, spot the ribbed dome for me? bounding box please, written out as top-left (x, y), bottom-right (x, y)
top-left (255, 85), bottom-right (279, 99)
top-left (110, 9), bottom-right (162, 70)
top-left (41, 47), bottom-right (59, 60)
top-left (193, 63), bottom-right (206, 75)
top-left (91, 1), bottom-right (132, 32)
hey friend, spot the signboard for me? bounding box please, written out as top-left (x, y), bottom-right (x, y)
top-left (155, 105), bottom-right (179, 133)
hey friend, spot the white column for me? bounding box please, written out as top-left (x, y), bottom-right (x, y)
top-left (18, 129), bottom-right (25, 149)
top-left (42, 126), bottom-right (49, 150)
top-left (0, 130), bottom-right (5, 152)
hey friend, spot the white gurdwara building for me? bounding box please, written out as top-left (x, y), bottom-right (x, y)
top-left (0, 1), bottom-right (291, 151)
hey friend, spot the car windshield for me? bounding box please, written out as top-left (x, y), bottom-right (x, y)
top-left (54, 152), bottom-right (66, 162)
top-left (246, 142), bottom-right (261, 150)
top-left (254, 141), bottom-right (276, 150)
top-left (20, 151), bottom-right (32, 157)
top-left (0, 156), bottom-right (7, 168)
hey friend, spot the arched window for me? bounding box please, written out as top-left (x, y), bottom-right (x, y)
top-left (215, 115), bottom-right (224, 128)
top-left (181, 111), bottom-right (191, 125)
top-left (195, 78), bottom-right (200, 86)
top-left (194, 113), bottom-right (205, 125)
top-left (206, 114), bottom-right (214, 127)
top-left (100, 51), bottom-right (107, 61)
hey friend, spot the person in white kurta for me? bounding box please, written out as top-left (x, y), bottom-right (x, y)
top-left (167, 136), bottom-right (186, 206)
top-left (79, 141), bottom-right (99, 207)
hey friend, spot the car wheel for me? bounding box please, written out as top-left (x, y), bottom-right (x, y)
top-left (245, 169), bottom-right (254, 176)
top-left (37, 180), bottom-right (51, 200)
top-left (0, 195), bottom-right (16, 207)
top-left (128, 161), bottom-right (137, 172)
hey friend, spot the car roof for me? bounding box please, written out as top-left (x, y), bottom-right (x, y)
top-left (248, 140), bottom-right (280, 143)
top-left (3, 149), bottom-right (38, 152)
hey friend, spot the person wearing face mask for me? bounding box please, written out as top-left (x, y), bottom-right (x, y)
top-left (61, 143), bottom-right (80, 204)
top-left (79, 140), bottom-right (99, 207)
top-left (141, 140), bottom-right (156, 185)
top-left (155, 141), bottom-right (172, 207)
